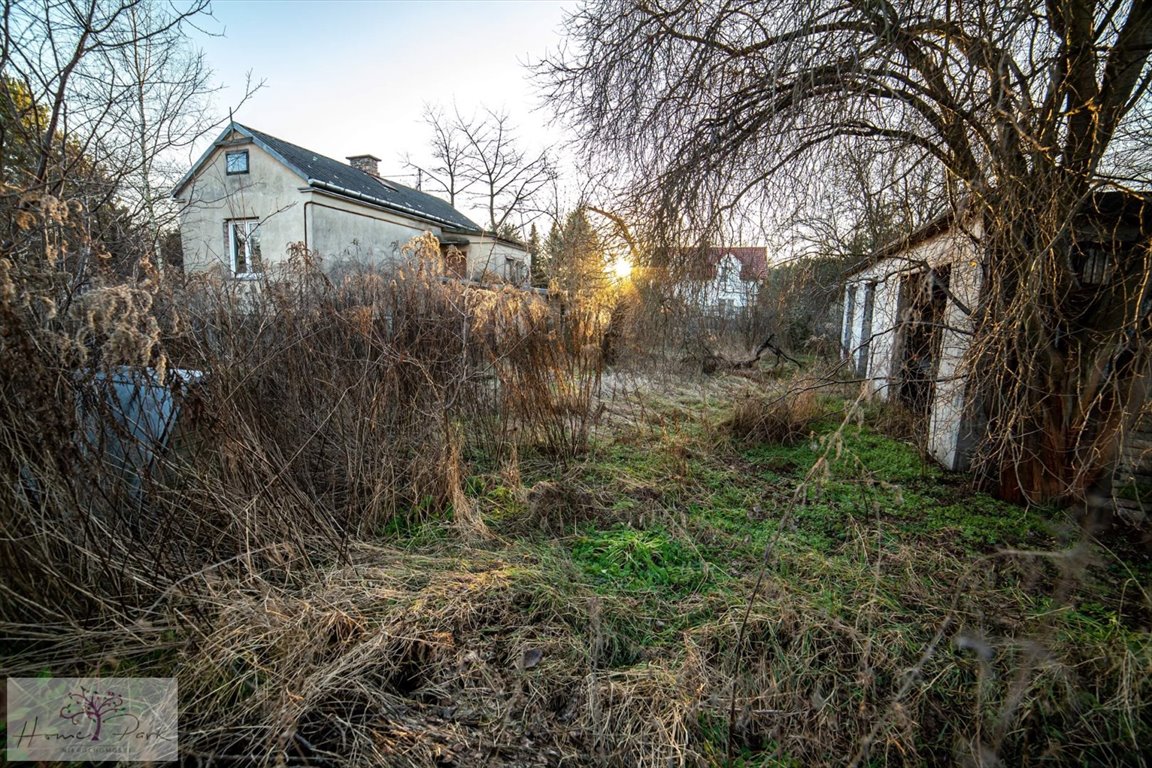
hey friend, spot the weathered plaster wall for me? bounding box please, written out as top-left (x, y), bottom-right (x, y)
top-left (177, 135), bottom-right (307, 275)
top-left (178, 136), bottom-right (527, 283)
top-left (842, 222), bottom-right (984, 469)
top-left (467, 237), bottom-right (529, 283)
top-left (307, 191), bottom-right (437, 272)
top-left (843, 256), bottom-right (918, 398)
top-left (926, 254), bottom-right (982, 470)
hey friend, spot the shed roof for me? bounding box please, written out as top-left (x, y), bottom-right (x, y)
top-left (846, 188), bottom-right (1152, 279)
top-left (844, 212), bottom-right (955, 279)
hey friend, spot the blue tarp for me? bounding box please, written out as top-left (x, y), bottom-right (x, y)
top-left (77, 367), bottom-right (203, 484)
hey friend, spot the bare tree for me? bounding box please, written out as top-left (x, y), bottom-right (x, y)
top-left (458, 107), bottom-right (556, 233)
top-left (782, 142), bottom-right (949, 265)
top-left (408, 106), bottom-right (557, 236)
top-left (406, 103), bottom-right (476, 207)
top-left (1, 0), bottom-right (255, 276)
top-left (5, 0), bottom-right (208, 187)
top-left (544, 0), bottom-right (1152, 502)
top-left (115, 2), bottom-right (257, 271)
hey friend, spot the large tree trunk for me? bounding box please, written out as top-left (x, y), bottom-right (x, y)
top-left (974, 182), bottom-right (1152, 503)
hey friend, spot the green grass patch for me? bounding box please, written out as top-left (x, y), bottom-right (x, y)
top-left (570, 525), bottom-right (717, 597)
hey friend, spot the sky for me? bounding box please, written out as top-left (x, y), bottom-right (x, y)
top-left (190, 0), bottom-right (575, 212)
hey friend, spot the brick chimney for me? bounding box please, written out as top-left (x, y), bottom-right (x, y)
top-left (347, 154), bottom-right (381, 177)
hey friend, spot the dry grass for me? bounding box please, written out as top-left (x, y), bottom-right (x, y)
top-left (521, 478), bottom-right (609, 535)
top-left (178, 543), bottom-right (598, 766)
top-left (2, 229), bottom-right (1149, 767)
top-left (723, 381), bottom-right (829, 446)
top-left (0, 234), bottom-right (606, 626)
top-left (157, 528), bottom-right (1149, 767)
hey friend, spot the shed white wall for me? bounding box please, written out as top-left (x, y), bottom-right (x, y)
top-left (926, 255), bottom-right (982, 470)
top-left (842, 259), bottom-right (918, 399)
top-left (841, 223), bottom-right (984, 470)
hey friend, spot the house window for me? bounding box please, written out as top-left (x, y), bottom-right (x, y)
top-left (506, 257), bottom-right (526, 284)
top-left (225, 150), bottom-right (249, 175)
top-left (227, 219), bottom-right (262, 277)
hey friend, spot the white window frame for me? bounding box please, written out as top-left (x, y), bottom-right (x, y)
top-left (227, 219), bottom-right (262, 278)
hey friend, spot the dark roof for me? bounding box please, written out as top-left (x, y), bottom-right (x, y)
top-left (175, 123), bottom-right (483, 234)
top-left (849, 187), bottom-right (1152, 278)
top-left (243, 125), bottom-right (482, 233)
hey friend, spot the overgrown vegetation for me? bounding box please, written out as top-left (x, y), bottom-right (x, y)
top-left (2, 1), bottom-right (1149, 765)
top-left (8, 288), bottom-right (1147, 766)
top-left (1, 234), bottom-right (610, 627)
top-left (544, 0), bottom-right (1152, 504)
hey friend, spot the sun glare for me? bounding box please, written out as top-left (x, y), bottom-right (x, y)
top-left (612, 256), bottom-right (633, 280)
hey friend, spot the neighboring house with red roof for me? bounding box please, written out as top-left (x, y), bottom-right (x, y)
top-left (173, 122), bottom-right (528, 282)
top-left (680, 246), bottom-right (769, 316)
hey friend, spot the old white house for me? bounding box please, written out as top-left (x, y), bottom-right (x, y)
top-left (173, 123), bottom-right (528, 281)
top-left (681, 246), bottom-right (769, 316)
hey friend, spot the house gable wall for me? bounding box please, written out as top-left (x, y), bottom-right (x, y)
top-left (675, 252), bottom-right (762, 313)
top-left (177, 135), bottom-right (308, 275)
top-left (710, 254), bottom-right (756, 309)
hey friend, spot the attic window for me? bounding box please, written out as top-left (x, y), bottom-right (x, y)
top-left (226, 150), bottom-right (249, 175)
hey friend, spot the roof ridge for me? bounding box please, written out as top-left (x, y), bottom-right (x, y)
top-left (234, 122), bottom-right (482, 234)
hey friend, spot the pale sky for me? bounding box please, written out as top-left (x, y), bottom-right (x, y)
top-left (191, 0), bottom-right (574, 220)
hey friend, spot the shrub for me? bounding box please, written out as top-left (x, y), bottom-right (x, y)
top-left (0, 234), bottom-right (604, 627)
top-left (724, 386), bottom-right (826, 445)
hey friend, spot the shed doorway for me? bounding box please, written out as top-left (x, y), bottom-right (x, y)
top-left (895, 266), bottom-right (950, 415)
